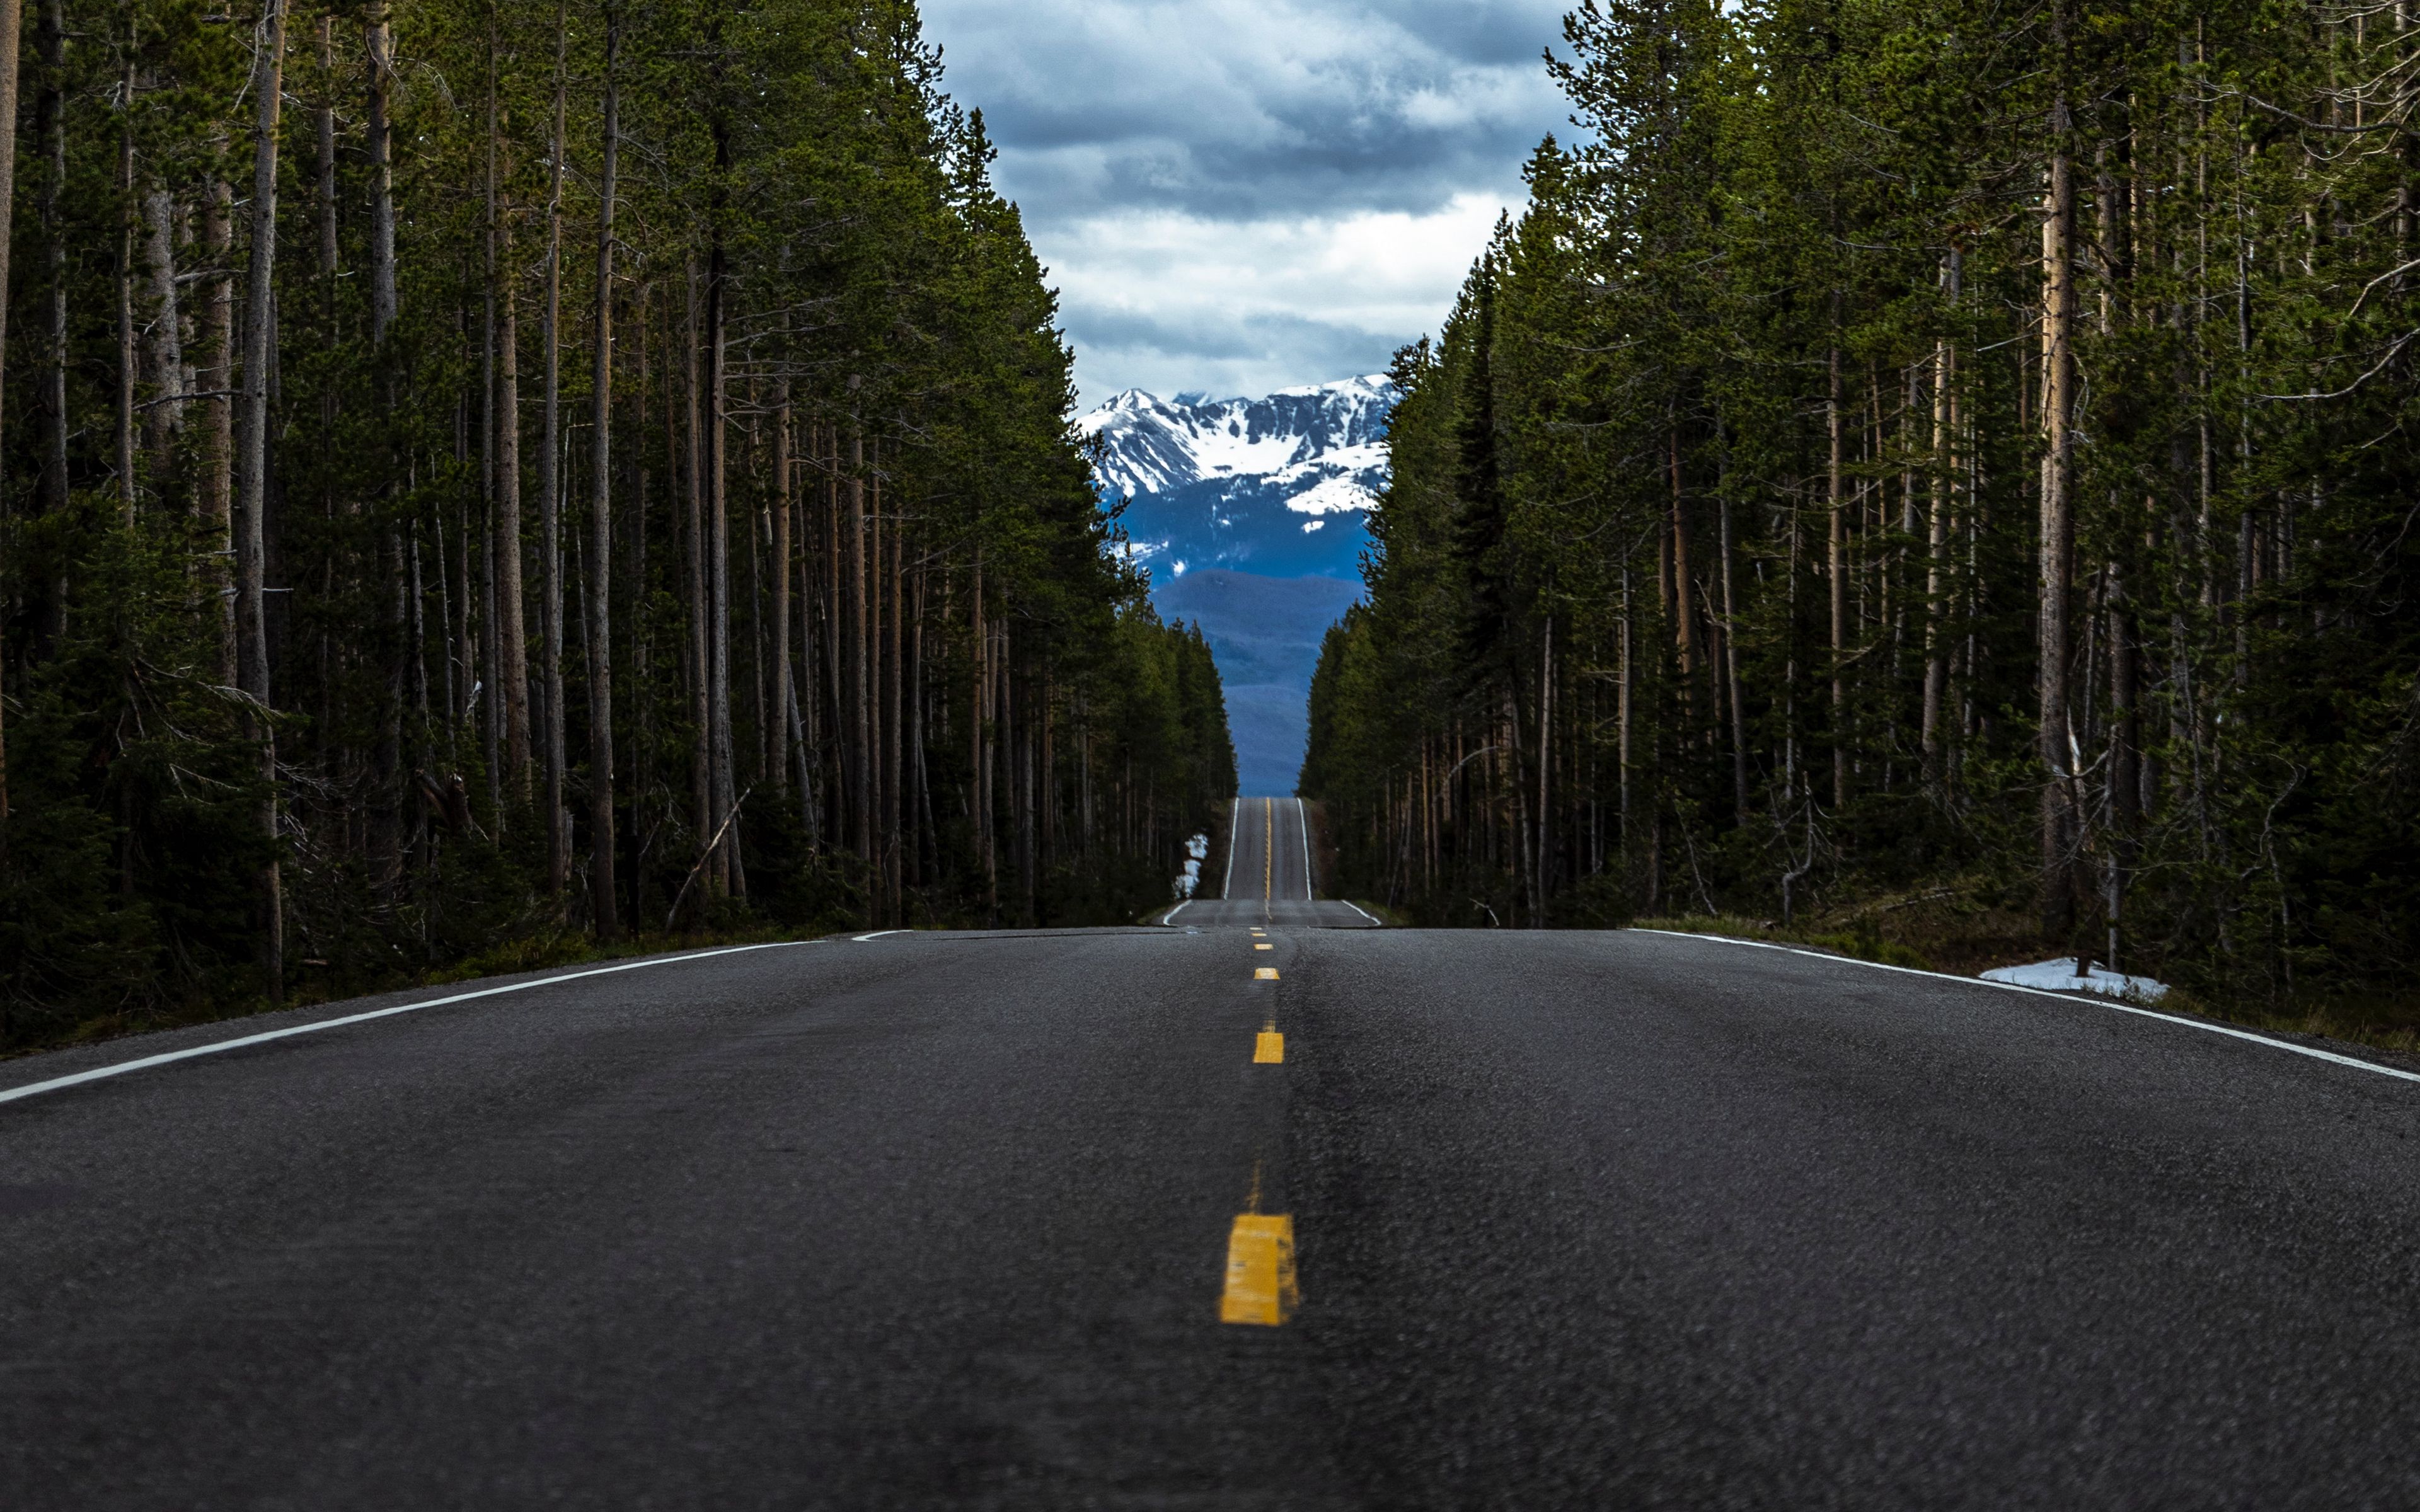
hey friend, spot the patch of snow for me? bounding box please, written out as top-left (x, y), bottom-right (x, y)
top-left (1979, 957), bottom-right (2170, 1002)
top-left (1284, 470), bottom-right (1381, 516)
top-left (1078, 376), bottom-right (1398, 501)
top-left (1175, 835), bottom-right (1210, 898)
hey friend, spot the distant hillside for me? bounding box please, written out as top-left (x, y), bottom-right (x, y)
top-left (1154, 569), bottom-right (1363, 797)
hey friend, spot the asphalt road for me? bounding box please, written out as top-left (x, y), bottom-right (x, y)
top-left (1176, 796), bottom-right (1376, 928)
top-left (8, 921), bottom-right (2420, 1507)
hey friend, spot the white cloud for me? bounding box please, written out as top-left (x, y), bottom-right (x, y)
top-left (921, 0), bottom-right (1572, 406)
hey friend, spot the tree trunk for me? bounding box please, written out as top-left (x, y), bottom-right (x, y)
top-left (1828, 342), bottom-right (1848, 812)
top-left (586, 5), bottom-right (621, 938)
top-left (772, 381), bottom-right (793, 794)
top-left (538, 5), bottom-right (568, 893)
top-left (204, 176), bottom-right (236, 684)
top-left (707, 239), bottom-right (740, 898)
top-left (684, 257), bottom-right (710, 902)
top-left (238, 0), bottom-right (289, 1002)
top-left (0, 0), bottom-right (23, 837)
top-left (142, 187), bottom-right (183, 474)
top-left (115, 40), bottom-right (134, 525)
top-left (487, 25), bottom-right (530, 798)
top-left (2040, 72), bottom-right (2080, 942)
top-left (364, 3), bottom-right (395, 344)
top-left (38, 0), bottom-right (65, 520)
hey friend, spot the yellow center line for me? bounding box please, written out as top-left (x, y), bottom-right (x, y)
top-left (1253, 1028), bottom-right (1285, 1063)
top-left (1254, 966), bottom-right (1278, 980)
top-left (1219, 1165), bottom-right (1297, 1326)
top-left (1254, 942), bottom-right (1272, 951)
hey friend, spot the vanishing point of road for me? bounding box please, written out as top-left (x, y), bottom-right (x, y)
top-left (6, 794), bottom-right (2419, 1507)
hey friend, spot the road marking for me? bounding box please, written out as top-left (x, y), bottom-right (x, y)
top-left (1254, 1029), bottom-right (1285, 1063)
top-left (0, 942), bottom-right (817, 1109)
top-left (1221, 798), bottom-right (1242, 902)
top-left (1263, 798), bottom-right (1274, 905)
top-left (1339, 900), bottom-right (1383, 926)
top-left (1219, 1177), bottom-right (1298, 1327)
top-left (852, 929), bottom-right (909, 942)
top-left (1165, 900), bottom-right (1191, 925)
top-left (1255, 967), bottom-right (1279, 981)
top-left (1254, 942), bottom-right (1273, 951)
top-left (1296, 797), bottom-right (1314, 900)
top-left (1632, 929), bottom-right (2420, 1088)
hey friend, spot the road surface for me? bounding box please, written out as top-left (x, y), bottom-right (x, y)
top-left (8, 920), bottom-right (2420, 1507)
top-left (1174, 796), bottom-right (1376, 928)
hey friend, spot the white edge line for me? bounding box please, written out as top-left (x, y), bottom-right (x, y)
top-left (1340, 899), bottom-right (1382, 927)
top-left (1222, 798), bottom-right (1242, 902)
top-left (0, 941), bottom-right (815, 1108)
top-left (1631, 927), bottom-right (2420, 1087)
top-left (1163, 900), bottom-right (1191, 925)
top-left (1296, 798), bottom-right (1314, 902)
top-left (852, 929), bottom-right (909, 942)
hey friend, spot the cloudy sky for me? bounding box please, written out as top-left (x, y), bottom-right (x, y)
top-left (918, 1), bottom-right (1577, 409)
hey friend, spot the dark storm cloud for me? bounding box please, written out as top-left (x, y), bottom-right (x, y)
top-left (924, 0), bottom-right (1575, 226)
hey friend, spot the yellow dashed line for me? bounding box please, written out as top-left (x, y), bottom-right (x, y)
top-left (1219, 1213), bottom-right (1297, 1326)
top-left (1254, 1029), bottom-right (1285, 1063)
top-left (1254, 966), bottom-right (1278, 980)
top-left (1253, 942), bottom-right (1273, 951)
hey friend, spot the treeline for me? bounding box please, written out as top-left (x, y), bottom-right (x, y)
top-left (1303, 0), bottom-right (2419, 1000)
top-left (0, 0), bottom-right (1236, 1041)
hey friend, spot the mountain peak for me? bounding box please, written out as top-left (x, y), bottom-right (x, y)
top-left (1077, 375), bottom-right (1397, 501)
top-left (1081, 375), bottom-right (1399, 581)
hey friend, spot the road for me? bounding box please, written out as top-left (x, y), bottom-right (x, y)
top-left (1175, 796), bottom-right (1376, 928)
top-left (8, 921), bottom-right (2420, 1506)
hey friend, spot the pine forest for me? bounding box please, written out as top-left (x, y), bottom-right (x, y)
top-left (0, 0), bottom-right (1237, 1045)
top-left (1303, 0), bottom-right (2420, 1010)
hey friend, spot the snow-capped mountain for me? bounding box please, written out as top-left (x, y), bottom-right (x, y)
top-left (1076, 375), bottom-right (1396, 580)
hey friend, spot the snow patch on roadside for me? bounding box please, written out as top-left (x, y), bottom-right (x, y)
top-left (1980, 957), bottom-right (2170, 1002)
top-left (1175, 833), bottom-right (1210, 898)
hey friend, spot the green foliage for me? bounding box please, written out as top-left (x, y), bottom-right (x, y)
top-left (1304, 0), bottom-right (2420, 1006)
top-left (0, 0), bottom-right (1235, 1047)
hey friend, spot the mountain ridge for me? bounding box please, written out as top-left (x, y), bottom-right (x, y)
top-left (1078, 375), bottom-right (1396, 581)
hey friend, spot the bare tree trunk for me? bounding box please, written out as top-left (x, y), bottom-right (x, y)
top-left (238, 0), bottom-right (289, 1002)
top-left (1718, 484), bottom-right (1748, 819)
top-left (37, 0), bottom-right (65, 520)
top-left (886, 484), bottom-right (902, 916)
top-left (586, 4), bottom-right (621, 938)
top-left (1922, 333), bottom-right (1954, 780)
top-left (684, 256), bottom-right (710, 898)
top-left (1828, 342), bottom-right (1848, 812)
top-left (973, 554), bottom-right (994, 916)
top-left (1667, 421), bottom-right (1696, 688)
top-left (707, 240), bottom-right (740, 898)
top-left (142, 188), bottom-right (183, 474)
top-left (314, 15), bottom-right (335, 278)
top-left (487, 25), bottom-right (530, 798)
top-left (850, 420), bottom-right (871, 874)
top-left (364, 2), bottom-right (396, 344)
top-left (772, 380), bottom-right (793, 794)
top-left (2041, 63), bottom-right (2080, 943)
top-left (115, 37), bottom-right (134, 524)
top-left (538, 4), bottom-right (568, 892)
top-left (204, 177), bottom-right (236, 684)
top-left (0, 0), bottom-right (23, 838)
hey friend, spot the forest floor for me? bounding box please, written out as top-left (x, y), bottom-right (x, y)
top-left (1638, 892), bottom-right (2420, 1063)
top-left (0, 921), bottom-right (807, 1064)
